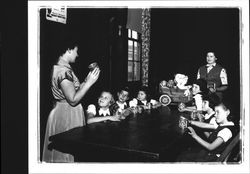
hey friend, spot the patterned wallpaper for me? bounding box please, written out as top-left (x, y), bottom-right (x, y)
top-left (141, 9), bottom-right (151, 86)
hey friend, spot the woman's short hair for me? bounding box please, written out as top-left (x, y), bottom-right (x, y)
top-left (54, 37), bottom-right (79, 58)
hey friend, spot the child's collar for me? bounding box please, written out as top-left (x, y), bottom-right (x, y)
top-left (99, 106), bottom-right (109, 110)
top-left (117, 101), bottom-right (127, 105)
top-left (98, 107), bottom-right (110, 116)
top-left (139, 100), bottom-right (147, 105)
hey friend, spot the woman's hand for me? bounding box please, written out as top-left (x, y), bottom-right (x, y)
top-left (209, 87), bottom-right (216, 93)
top-left (85, 67), bottom-right (100, 86)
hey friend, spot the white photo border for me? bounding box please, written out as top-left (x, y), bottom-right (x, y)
top-left (28, 1), bottom-right (249, 173)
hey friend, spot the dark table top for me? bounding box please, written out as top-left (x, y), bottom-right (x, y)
top-left (49, 106), bottom-right (191, 162)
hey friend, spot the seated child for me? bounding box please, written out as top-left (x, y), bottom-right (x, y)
top-left (129, 86), bottom-right (161, 110)
top-left (86, 91), bottom-right (121, 124)
top-left (110, 86), bottom-right (130, 113)
top-left (179, 101), bottom-right (236, 162)
top-left (109, 86), bottom-right (131, 118)
top-left (178, 78), bottom-right (209, 113)
top-left (189, 93), bottom-right (220, 137)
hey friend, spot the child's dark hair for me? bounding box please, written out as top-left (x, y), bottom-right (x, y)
top-left (138, 86), bottom-right (150, 101)
top-left (54, 37), bottom-right (79, 60)
top-left (202, 93), bottom-right (220, 109)
top-left (194, 78), bottom-right (208, 95)
top-left (118, 86), bottom-right (130, 94)
top-left (215, 100), bottom-right (233, 121)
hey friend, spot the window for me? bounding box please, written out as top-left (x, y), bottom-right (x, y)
top-left (128, 29), bottom-right (141, 82)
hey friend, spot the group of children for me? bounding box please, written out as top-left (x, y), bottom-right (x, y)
top-left (85, 74), bottom-right (237, 162)
top-left (85, 86), bottom-right (161, 124)
top-left (175, 78), bottom-right (237, 162)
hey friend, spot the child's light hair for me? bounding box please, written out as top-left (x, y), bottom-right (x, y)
top-left (101, 91), bottom-right (115, 105)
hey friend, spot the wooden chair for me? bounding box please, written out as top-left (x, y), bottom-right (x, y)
top-left (216, 132), bottom-right (240, 163)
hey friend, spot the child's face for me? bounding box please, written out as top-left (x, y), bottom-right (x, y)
top-left (137, 91), bottom-right (147, 101)
top-left (98, 92), bottom-right (112, 108)
top-left (117, 90), bottom-right (129, 103)
top-left (214, 105), bottom-right (230, 124)
top-left (192, 84), bottom-right (201, 95)
top-left (202, 100), bottom-right (210, 112)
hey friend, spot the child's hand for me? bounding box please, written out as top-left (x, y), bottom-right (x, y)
top-left (184, 89), bottom-right (191, 96)
top-left (152, 103), bottom-right (162, 109)
top-left (197, 113), bottom-right (205, 122)
top-left (115, 110), bottom-right (126, 120)
top-left (137, 106), bottom-right (144, 113)
top-left (108, 115), bottom-right (121, 122)
top-left (187, 126), bottom-right (197, 137)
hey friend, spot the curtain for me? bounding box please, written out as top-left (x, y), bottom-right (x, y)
top-left (142, 8), bottom-right (151, 86)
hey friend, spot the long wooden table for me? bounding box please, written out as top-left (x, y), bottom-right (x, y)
top-left (48, 106), bottom-right (191, 162)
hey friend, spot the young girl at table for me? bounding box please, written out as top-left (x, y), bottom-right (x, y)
top-left (178, 78), bottom-right (209, 113)
top-left (129, 86), bottom-right (161, 110)
top-left (86, 91), bottom-right (121, 124)
top-left (110, 86), bottom-right (130, 113)
top-left (189, 93), bottom-right (220, 137)
top-left (177, 101), bottom-right (236, 162)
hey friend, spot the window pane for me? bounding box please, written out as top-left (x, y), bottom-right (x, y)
top-left (128, 29), bottom-right (131, 38)
top-left (128, 40), bottom-right (133, 60)
top-left (128, 61), bottom-right (133, 81)
top-left (134, 62), bottom-right (140, 81)
top-left (138, 43), bottom-right (141, 59)
top-left (132, 30), bottom-right (138, 39)
top-left (134, 42), bottom-right (137, 47)
top-left (134, 42), bottom-right (140, 61)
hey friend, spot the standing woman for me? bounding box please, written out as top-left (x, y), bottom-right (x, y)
top-left (42, 42), bottom-right (100, 162)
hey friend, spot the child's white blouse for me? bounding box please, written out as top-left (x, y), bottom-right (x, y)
top-left (193, 94), bottom-right (203, 111)
top-left (129, 98), bottom-right (158, 107)
top-left (116, 101), bottom-right (127, 110)
top-left (217, 122), bottom-right (235, 142)
top-left (87, 104), bottom-right (111, 116)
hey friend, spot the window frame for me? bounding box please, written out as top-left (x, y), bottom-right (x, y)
top-left (127, 29), bottom-right (142, 83)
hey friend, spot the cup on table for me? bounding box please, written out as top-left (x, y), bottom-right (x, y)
top-left (178, 102), bottom-right (186, 111)
top-left (191, 111), bottom-right (199, 120)
top-left (179, 116), bottom-right (188, 129)
top-left (137, 106), bottom-right (143, 113)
